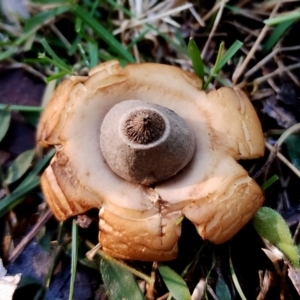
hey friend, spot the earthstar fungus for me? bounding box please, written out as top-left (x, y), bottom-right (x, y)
top-left (37, 60), bottom-right (265, 261)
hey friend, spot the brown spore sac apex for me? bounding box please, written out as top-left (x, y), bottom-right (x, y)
top-left (124, 109), bottom-right (166, 145)
top-left (100, 100), bottom-right (195, 185)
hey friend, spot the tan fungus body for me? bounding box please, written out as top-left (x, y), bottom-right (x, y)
top-left (37, 60), bottom-right (265, 261)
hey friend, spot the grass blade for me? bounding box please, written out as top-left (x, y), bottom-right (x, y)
top-left (40, 39), bottom-right (73, 73)
top-left (24, 6), bottom-right (71, 32)
top-left (41, 245), bottom-right (64, 300)
top-left (85, 241), bottom-right (152, 283)
top-left (217, 40), bottom-right (243, 72)
top-left (264, 9), bottom-right (300, 26)
top-left (100, 259), bottom-right (145, 300)
top-left (87, 42), bottom-right (99, 68)
top-left (72, 6), bottom-right (135, 62)
top-left (126, 28), bottom-right (150, 50)
top-left (181, 243), bottom-right (208, 278)
top-left (203, 42), bottom-right (224, 90)
top-left (263, 19), bottom-right (295, 53)
top-left (0, 104), bottom-right (43, 112)
top-left (188, 38), bottom-right (205, 81)
top-left (45, 71), bottom-right (69, 83)
top-left (68, 219), bottom-right (79, 300)
top-left (34, 221), bottom-right (65, 300)
top-left (229, 252), bottom-right (247, 300)
top-left (203, 40), bottom-right (243, 89)
top-left (158, 264), bottom-right (191, 300)
top-left (37, 54), bottom-right (71, 74)
top-left (146, 24), bottom-right (188, 56)
top-left (0, 47), bottom-right (19, 62)
top-left (106, 0), bottom-right (133, 17)
top-left (261, 175), bottom-right (279, 191)
top-left (0, 106), bottom-right (11, 142)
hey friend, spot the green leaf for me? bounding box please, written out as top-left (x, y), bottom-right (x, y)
top-left (216, 273), bottom-right (231, 300)
top-left (285, 135), bottom-right (300, 170)
top-left (17, 275), bottom-right (41, 289)
top-left (253, 207), bottom-right (299, 268)
top-left (0, 149), bottom-right (55, 218)
top-left (0, 175), bottom-right (40, 218)
top-left (0, 106), bottom-right (11, 142)
top-left (277, 243), bottom-right (299, 268)
top-left (158, 264), bottom-right (191, 300)
top-left (100, 259), bottom-right (144, 300)
top-left (5, 149), bottom-right (36, 185)
top-left (20, 111), bottom-right (41, 127)
top-left (253, 207), bottom-right (293, 247)
top-left (27, 148), bottom-right (56, 176)
top-left (188, 38), bottom-right (204, 81)
top-left (38, 229), bottom-right (52, 253)
top-left (72, 6), bottom-right (135, 63)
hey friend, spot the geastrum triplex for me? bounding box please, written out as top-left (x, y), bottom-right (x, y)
top-left (37, 60), bottom-right (265, 261)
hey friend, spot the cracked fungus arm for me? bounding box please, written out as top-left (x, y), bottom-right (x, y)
top-left (37, 76), bottom-right (105, 219)
top-left (99, 208), bottom-right (182, 261)
top-left (205, 87), bottom-right (265, 159)
top-left (37, 77), bottom-right (87, 147)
